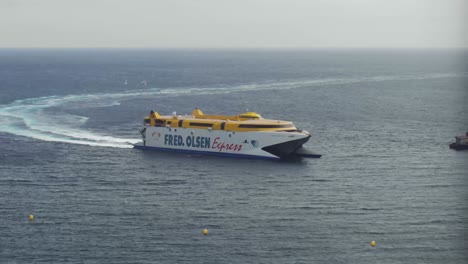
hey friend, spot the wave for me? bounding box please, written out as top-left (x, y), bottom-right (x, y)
top-left (0, 72), bottom-right (465, 148)
top-left (158, 72), bottom-right (467, 95)
top-left (0, 94), bottom-right (141, 148)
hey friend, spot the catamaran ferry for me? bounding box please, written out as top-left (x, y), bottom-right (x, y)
top-left (134, 108), bottom-right (321, 160)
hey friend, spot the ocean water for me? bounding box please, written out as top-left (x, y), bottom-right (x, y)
top-left (0, 49), bottom-right (467, 263)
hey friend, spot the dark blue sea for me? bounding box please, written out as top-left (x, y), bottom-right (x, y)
top-left (0, 49), bottom-right (467, 263)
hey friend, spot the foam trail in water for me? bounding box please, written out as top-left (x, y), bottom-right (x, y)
top-left (0, 72), bottom-right (465, 147)
top-left (0, 94), bottom-right (141, 148)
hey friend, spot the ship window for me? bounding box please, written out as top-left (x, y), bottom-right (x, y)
top-left (155, 119), bottom-right (164, 126)
top-left (178, 120), bottom-right (183, 127)
top-left (238, 124), bottom-right (294, 129)
top-left (189, 122), bottom-right (213, 127)
top-left (239, 115), bottom-right (260, 119)
top-left (221, 122), bottom-right (226, 130)
top-left (167, 121), bottom-right (172, 125)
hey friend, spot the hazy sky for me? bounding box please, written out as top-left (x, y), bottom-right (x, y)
top-left (1, 0), bottom-right (466, 48)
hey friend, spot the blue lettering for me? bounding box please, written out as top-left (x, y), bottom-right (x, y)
top-left (181, 136), bottom-right (212, 149)
top-left (164, 134), bottom-right (169, 145)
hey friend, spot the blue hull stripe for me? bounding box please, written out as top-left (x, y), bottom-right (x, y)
top-left (134, 145), bottom-right (279, 160)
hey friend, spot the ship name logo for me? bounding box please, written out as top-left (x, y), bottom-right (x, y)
top-left (212, 137), bottom-right (242, 152)
top-left (164, 134), bottom-right (211, 149)
top-left (163, 135), bottom-right (242, 152)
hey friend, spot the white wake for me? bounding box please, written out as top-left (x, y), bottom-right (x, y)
top-left (0, 72), bottom-right (465, 148)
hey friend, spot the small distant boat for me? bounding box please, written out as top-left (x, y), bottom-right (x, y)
top-left (124, 79), bottom-right (128, 85)
top-left (449, 132), bottom-right (468, 150)
top-left (141, 80), bottom-right (147, 86)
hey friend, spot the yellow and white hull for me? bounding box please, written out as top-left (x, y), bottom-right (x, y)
top-left (134, 108), bottom-right (321, 160)
top-left (136, 126), bottom-right (312, 160)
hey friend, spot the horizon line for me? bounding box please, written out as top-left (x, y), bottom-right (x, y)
top-left (1, 46), bottom-right (467, 51)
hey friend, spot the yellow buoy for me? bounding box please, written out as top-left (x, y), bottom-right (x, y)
top-left (370, 240), bottom-right (376, 247)
top-left (202, 229), bottom-right (208, 235)
top-left (29, 214), bottom-right (34, 221)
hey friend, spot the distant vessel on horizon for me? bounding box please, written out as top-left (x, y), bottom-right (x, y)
top-left (450, 132), bottom-right (468, 150)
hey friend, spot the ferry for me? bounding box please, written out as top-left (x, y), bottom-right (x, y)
top-left (134, 108), bottom-right (321, 160)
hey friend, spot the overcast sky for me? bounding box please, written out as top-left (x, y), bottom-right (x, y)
top-left (0, 0), bottom-right (466, 48)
